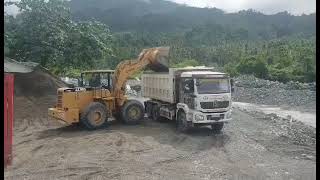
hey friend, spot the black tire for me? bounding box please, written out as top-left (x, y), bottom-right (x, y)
top-left (176, 111), bottom-right (190, 133)
top-left (121, 100), bottom-right (144, 125)
top-left (211, 123), bottom-right (224, 133)
top-left (80, 102), bottom-right (108, 130)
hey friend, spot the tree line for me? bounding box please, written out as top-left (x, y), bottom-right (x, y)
top-left (4, 0), bottom-right (316, 82)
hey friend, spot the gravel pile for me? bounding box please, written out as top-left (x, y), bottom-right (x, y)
top-left (13, 67), bottom-right (67, 127)
top-left (234, 75), bottom-right (316, 91)
top-left (239, 108), bottom-right (316, 148)
top-left (232, 75), bottom-right (316, 108)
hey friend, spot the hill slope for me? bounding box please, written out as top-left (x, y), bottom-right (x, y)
top-left (69, 0), bottom-right (316, 39)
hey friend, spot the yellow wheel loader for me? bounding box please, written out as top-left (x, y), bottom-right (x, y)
top-left (48, 47), bottom-right (169, 130)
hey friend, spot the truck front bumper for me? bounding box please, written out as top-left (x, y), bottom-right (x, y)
top-left (187, 110), bottom-right (232, 124)
top-left (48, 108), bottom-right (79, 124)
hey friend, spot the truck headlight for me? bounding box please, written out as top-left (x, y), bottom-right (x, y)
top-left (226, 111), bottom-right (232, 119)
top-left (195, 114), bottom-right (204, 121)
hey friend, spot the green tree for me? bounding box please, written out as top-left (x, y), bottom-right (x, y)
top-left (4, 0), bottom-right (113, 75)
top-left (237, 56), bottom-right (269, 78)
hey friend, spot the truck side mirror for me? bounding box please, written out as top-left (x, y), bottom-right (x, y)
top-left (184, 84), bottom-right (190, 91)
top-left (230, 79), bottom-right (234, 92)
top-left (78, 78), bottom-right (83, 87)
top-left (183, 79), bottom-right (194, 93)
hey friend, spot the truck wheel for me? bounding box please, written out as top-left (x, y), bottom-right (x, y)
top-left (151, 105), bottom-right (161, 121)
top-left (176, 111), bottom-right (189, 133)
top-left (211, 123), bottom-right (224, 133)
top-left (80, 102), bottom-right (108, 130)
top-left (121, 100), bottom-right (144, 125)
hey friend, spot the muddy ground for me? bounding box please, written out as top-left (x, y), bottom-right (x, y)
top-left (4, 69), bottom-right (316, 180)
top-left (5, 100), bottom-right (316, 180)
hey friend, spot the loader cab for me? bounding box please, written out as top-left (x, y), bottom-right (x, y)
top-left (79, 70), bottom-right (115, 90)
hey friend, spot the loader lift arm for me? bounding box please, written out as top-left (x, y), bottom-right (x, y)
top-left (112, 47), bottom-right (169, 107)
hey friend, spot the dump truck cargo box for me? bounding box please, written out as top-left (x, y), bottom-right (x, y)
top-left (141, 67), bottom-right (215, 103)
top-left (141, 72), bottom-right (175, 103)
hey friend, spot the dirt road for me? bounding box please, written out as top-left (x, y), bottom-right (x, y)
top-left (5, 106), bottom-right (316, 180)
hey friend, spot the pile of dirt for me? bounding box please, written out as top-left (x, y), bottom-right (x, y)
top-left (14, 67), bottom-right (66, 97)
top-left (13, 67), bottom-right (67, 128)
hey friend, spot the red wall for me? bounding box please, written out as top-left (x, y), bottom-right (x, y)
top-left (4, 73), bottom-right (14, 168)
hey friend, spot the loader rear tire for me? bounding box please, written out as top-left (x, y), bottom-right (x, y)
top-left (121, 100), bottom-right (144, 125)
top-left (80, 102), bottom-right (108, 130)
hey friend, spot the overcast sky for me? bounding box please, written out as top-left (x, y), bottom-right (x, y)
top-left (170, 0), bottom-right (316, 15)
top-left (5, 0), bottom-right (316, 16)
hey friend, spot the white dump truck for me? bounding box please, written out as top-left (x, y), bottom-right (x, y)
top-left (142, 66), bottom-right (233, 133)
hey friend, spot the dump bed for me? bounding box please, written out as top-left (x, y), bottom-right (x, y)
top-left (142, 67), bottom-right (216, 103)
top-left (141, 71), bottom-right (175, 103)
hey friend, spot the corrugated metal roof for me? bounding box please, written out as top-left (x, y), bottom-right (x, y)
top-left (4, 57), bottom-right (38, 73)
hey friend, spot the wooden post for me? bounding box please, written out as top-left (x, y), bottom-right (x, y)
top-left (4, 73), bottom-right (14, 168)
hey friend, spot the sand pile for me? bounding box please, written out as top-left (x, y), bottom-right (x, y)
top-left (13, 67), bottom-right (67, 128)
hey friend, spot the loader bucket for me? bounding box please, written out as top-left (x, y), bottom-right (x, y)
top-left (146, 47), bottom-right (170, 72)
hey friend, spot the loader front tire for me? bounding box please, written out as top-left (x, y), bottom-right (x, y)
top-left (80, 102), bottom-right (108, 130)
top-left (121, 100), bottom-right (144, 125)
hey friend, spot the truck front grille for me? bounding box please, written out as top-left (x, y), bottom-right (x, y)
top-left (200, 101), bottom-right (229, 109)
top-left (57, 91), bottom-right (63, 108)
top-left (207, 114), bottom-right (224, 120)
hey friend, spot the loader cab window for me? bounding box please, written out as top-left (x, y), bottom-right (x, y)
top-left (80, 72), bottom-right (113, 90)
top-left (89, 73), bottom-right (101, 87)
top-left (182, 78), bottom-right (194, 93)
top-left (81, 73), bottom-right (96, 87)
top-left (101, 73), bottom-right (113, 90)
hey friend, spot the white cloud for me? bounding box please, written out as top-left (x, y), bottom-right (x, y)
top-left (4, 0), bottom-right (20, 16)
top-left (169, 0), bottom-right (316, 15)
top-left (4, 0), bottom-right (316, 16)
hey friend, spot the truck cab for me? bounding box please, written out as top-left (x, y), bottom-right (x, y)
top-left (177, 71), bottom-right (232, 131)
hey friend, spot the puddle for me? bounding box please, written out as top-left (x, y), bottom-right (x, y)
top-left (232, 102), bottom-right (316, 128)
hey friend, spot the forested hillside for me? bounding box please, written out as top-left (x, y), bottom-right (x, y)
top-left (69, 0), bottom-right (315, 39)
top-left (4, 0), bottom-right (316, 82)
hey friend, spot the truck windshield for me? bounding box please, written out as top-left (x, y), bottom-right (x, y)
top-left (196, 78), bottom-right (230, 94)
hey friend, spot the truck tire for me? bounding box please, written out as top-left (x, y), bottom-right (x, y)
top-left (211, 123), bottom-right (224, 133)
top-left (176, 111), bottom-right (190, 133)
top-left (121, 100), bottom-right (144, 125)
top-left (80, 102), bottom-right (108, 130)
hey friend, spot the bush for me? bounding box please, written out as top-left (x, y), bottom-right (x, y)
top-left (268, 67), bottom-right (292, 83)
top-left (224, 63), bottom-right (239, 77)
top-left (171, 59), bottom-right (201, 68)
top-left (236, 56), bottom-right (269, 79)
